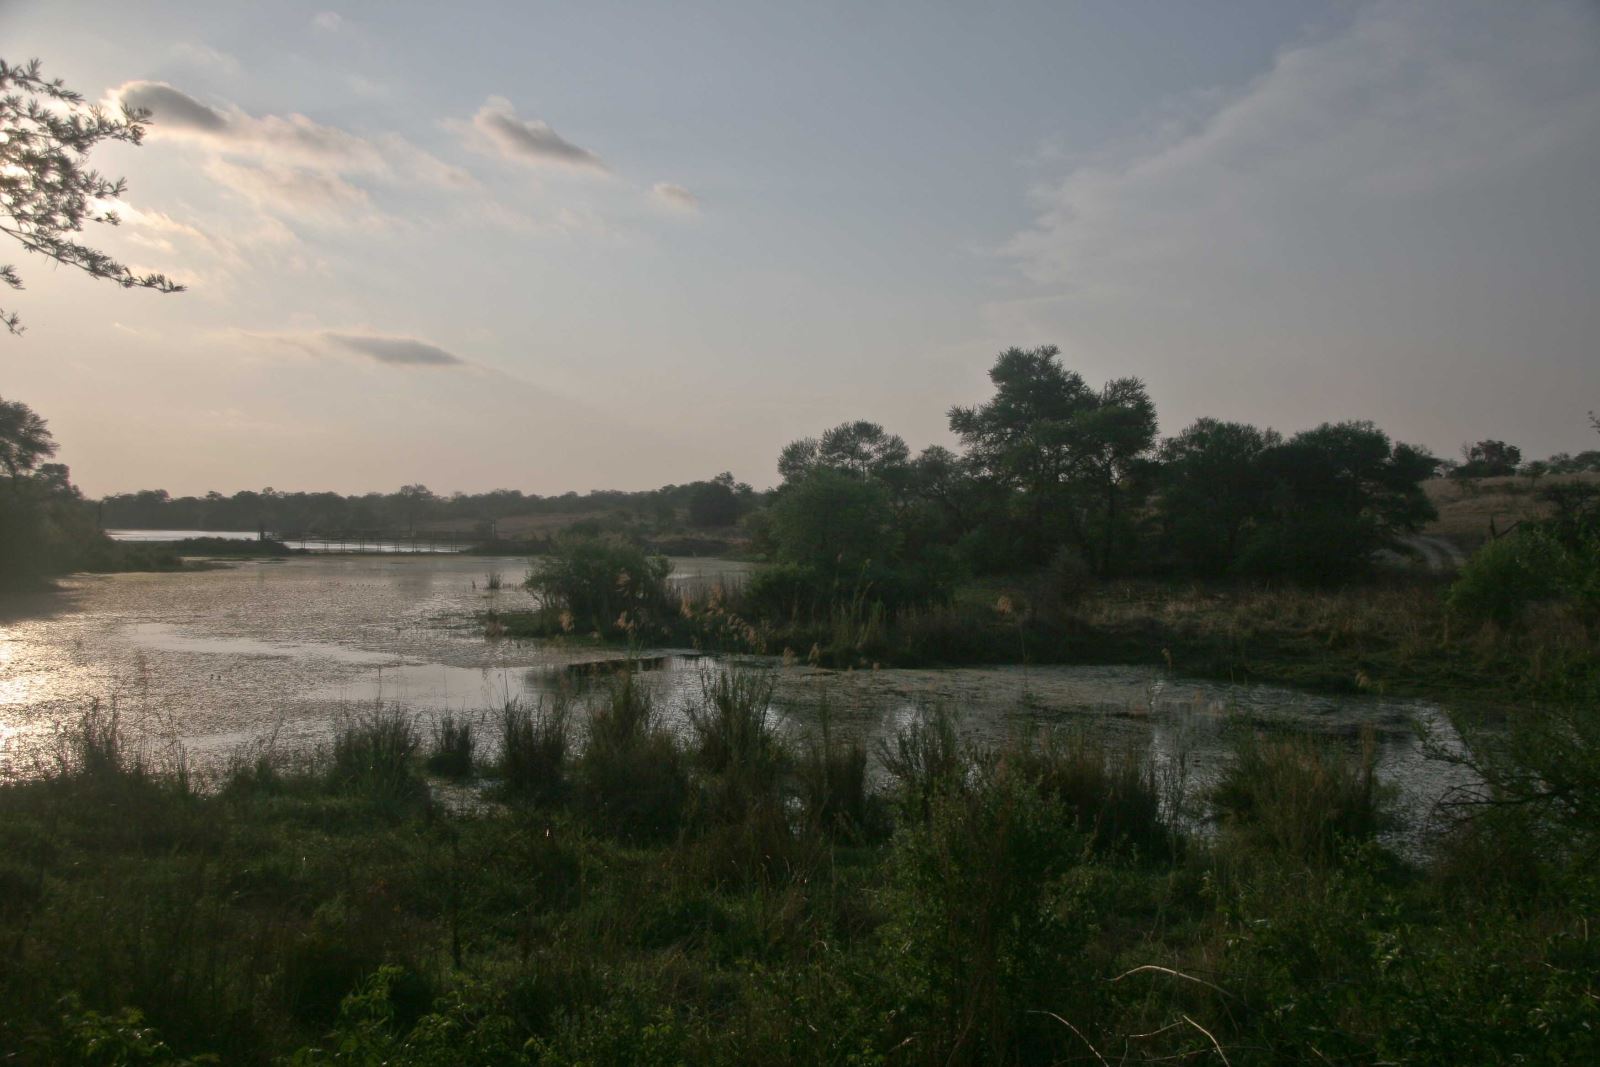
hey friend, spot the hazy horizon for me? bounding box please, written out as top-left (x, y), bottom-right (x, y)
top-left (5, 0), bottom-right (1598, 498)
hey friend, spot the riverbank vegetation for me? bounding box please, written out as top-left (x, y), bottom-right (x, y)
top-left (2, 671), bottom-right (1595, 1064)
top-left (488, 347), bottom-right (1597, 707)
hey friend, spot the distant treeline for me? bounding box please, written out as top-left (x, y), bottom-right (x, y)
top-left (97, 474), bottom-right (762, 535)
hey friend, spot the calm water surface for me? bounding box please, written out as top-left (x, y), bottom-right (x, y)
top-left (0, 556), bottom-right (1476, 839)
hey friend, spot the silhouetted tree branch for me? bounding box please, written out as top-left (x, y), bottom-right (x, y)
top-left (1, 57), bottom-right (184, 335)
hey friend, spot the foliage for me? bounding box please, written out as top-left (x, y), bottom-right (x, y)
top-left (526, 534), bottom-right (672, 636)
top-left (1158, 418), bottom-right (1282, 576)
top-left (1234, 420), bottom-right (1439, 582)
top-left (0, 394), bottom-right (122, 587)
top-left (949, 344), bottom-right (1158, 572)
top-left (877, 705), bottom-right (966, 820)
top-left (1453, 438), bottom-right (1522, 478)
top-left (330, 705), bottom-right (423, 802)
top-left (575, 669), bottom-right (688, 840)
top-left (3, 697), bottom-right (1599, 1064)
top-left (1447, 528), bottom-right (1569, 627)
top-left (1, 58), bottom-right (182, 334)
top-left (879, 758), bottom-right (1090, 1064)
top-left (685, 473), bottom-right (740, 527)
top-left (1010, 729), bottom-right (1172, 859)
top-left (777, 419), bottom-right (910, 485)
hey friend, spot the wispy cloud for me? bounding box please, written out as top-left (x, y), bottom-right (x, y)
top-left (324, 332), bottom-right (465, 366)
top-left (650, 182), bottom-right (700, 213)
top-left (1005, 1), bottom-right (1600, 301)
top-left (311, 11), bottom-right (344, 33)
top-left (241, 329), bottom-right (471, 369)
top-left (994, 0), bottom-right (1600, 447)
top-left (462, 96), bottom-right (607, 173)
top-left (110, 80), bottom-right (471, 183)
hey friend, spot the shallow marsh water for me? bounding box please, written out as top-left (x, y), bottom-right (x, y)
top-left (1, 555), bottom-right (1477, 841)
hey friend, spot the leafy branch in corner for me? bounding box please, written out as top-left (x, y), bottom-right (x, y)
top-left (1, 57), bottom-right (184, 335)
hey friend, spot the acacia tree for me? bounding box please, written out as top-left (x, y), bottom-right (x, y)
top-left (1, 58), bottom-right (182, 334)
top-left (949, 345), bottom-right (1157, 573)
top-left (1159, 418), bottom-right (1283, 575)
top-left (777, 420), bottom-right (911, 484)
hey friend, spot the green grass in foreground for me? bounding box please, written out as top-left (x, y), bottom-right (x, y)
top-left (2, 685), bottom-right (1598, 1065)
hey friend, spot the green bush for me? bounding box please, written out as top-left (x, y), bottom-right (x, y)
top-left (1448, 529), bottom-right (1567, 628)
top-left (1011, 730), bottom-right (1172, 859)
top-left (526, 534), bottom-right (673, 636)
top-left (799, 699), bottom-right (876, 842)
top-left (880, 759), bottom-right (1090, 1064)
top-left (877, 705), bottom-right (965, 820)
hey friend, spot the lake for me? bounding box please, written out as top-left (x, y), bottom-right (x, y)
top-left (107, 528), bottom-right (471, 553)
top-left (0, 555), bottom-right (1476, 841)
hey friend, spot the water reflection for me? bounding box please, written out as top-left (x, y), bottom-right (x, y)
top-left (0, 555), bottom-right (1477, 844)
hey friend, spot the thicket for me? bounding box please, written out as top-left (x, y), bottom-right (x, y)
top-left (2, 676), bottom-right (1597, 1064)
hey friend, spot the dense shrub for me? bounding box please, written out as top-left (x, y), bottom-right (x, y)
top-left (526, 534), bottom-right (673, 636)
top-left (1011, 730), bottom-right (1172, 859)
top-left (1447, 529), bottom-right (1567, 627)
top-left (880, 759), bottom-right (1091, 1064)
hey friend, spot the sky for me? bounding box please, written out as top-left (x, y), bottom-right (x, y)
top-left (3, 0), bottom-right (1597, 497)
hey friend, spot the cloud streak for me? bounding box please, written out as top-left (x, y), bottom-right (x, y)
top-left (465, 96), bottom-right (606, 172)
top-left (109, 80), bottom-right (473, 219)
top-left (650, 182), bottom-right (699, 213)
top-left (323, 332), bottom-right (466, 367)
top-left (239, 329), bottom-right (471, 368)
top-left (995, 0), bottom-right (1600, 453)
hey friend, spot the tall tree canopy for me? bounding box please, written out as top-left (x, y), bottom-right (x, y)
top-left (948, 345), bottom-right (1156, 572)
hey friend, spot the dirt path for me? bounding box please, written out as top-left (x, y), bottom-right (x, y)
top-left (1398, 534), bottom-right (1468, 573)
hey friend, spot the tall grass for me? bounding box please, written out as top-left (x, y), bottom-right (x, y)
top-left (329, 704), bottom-right (421, 800)
top-left (1211, 726), bottom-right (1390, 864)
top-left (877, 705), bottom-right (965, 819)
top-left (55, 701), bottom-right (142, 783)
top-left (424, 713), bottom-right (476, 778)
top-left (799, 696), bottom-right (873, 841)
top-left (576, 668), bottom-right (688, 840)
top-left (498, 697), bottom-right (569, 802)
top-left (1010, 729), bottom-right (1172, 859)
top-left (685, 666), bottom-right (782, 778)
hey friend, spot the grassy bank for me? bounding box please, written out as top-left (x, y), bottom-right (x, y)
top-left (3, 680), bottom-right (1596, 1065)
top-left (492, 571), bottom-right (1599, 708)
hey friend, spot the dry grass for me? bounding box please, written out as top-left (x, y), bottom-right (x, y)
top-left (1423, 473), bottom-right (1600, 547)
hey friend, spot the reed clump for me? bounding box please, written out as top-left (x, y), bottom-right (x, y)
top-left (1211, 726), bottom-right (1390, 865)
top-left (329, 704), bottom-right (422, 801)
top-left (424, 713), bottom-right (476, 778)
top-left (497, 696), bottom-right (570, 803)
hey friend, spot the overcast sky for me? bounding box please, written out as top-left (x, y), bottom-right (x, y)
top-left (4, 1), bottom-right (1597, 496)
